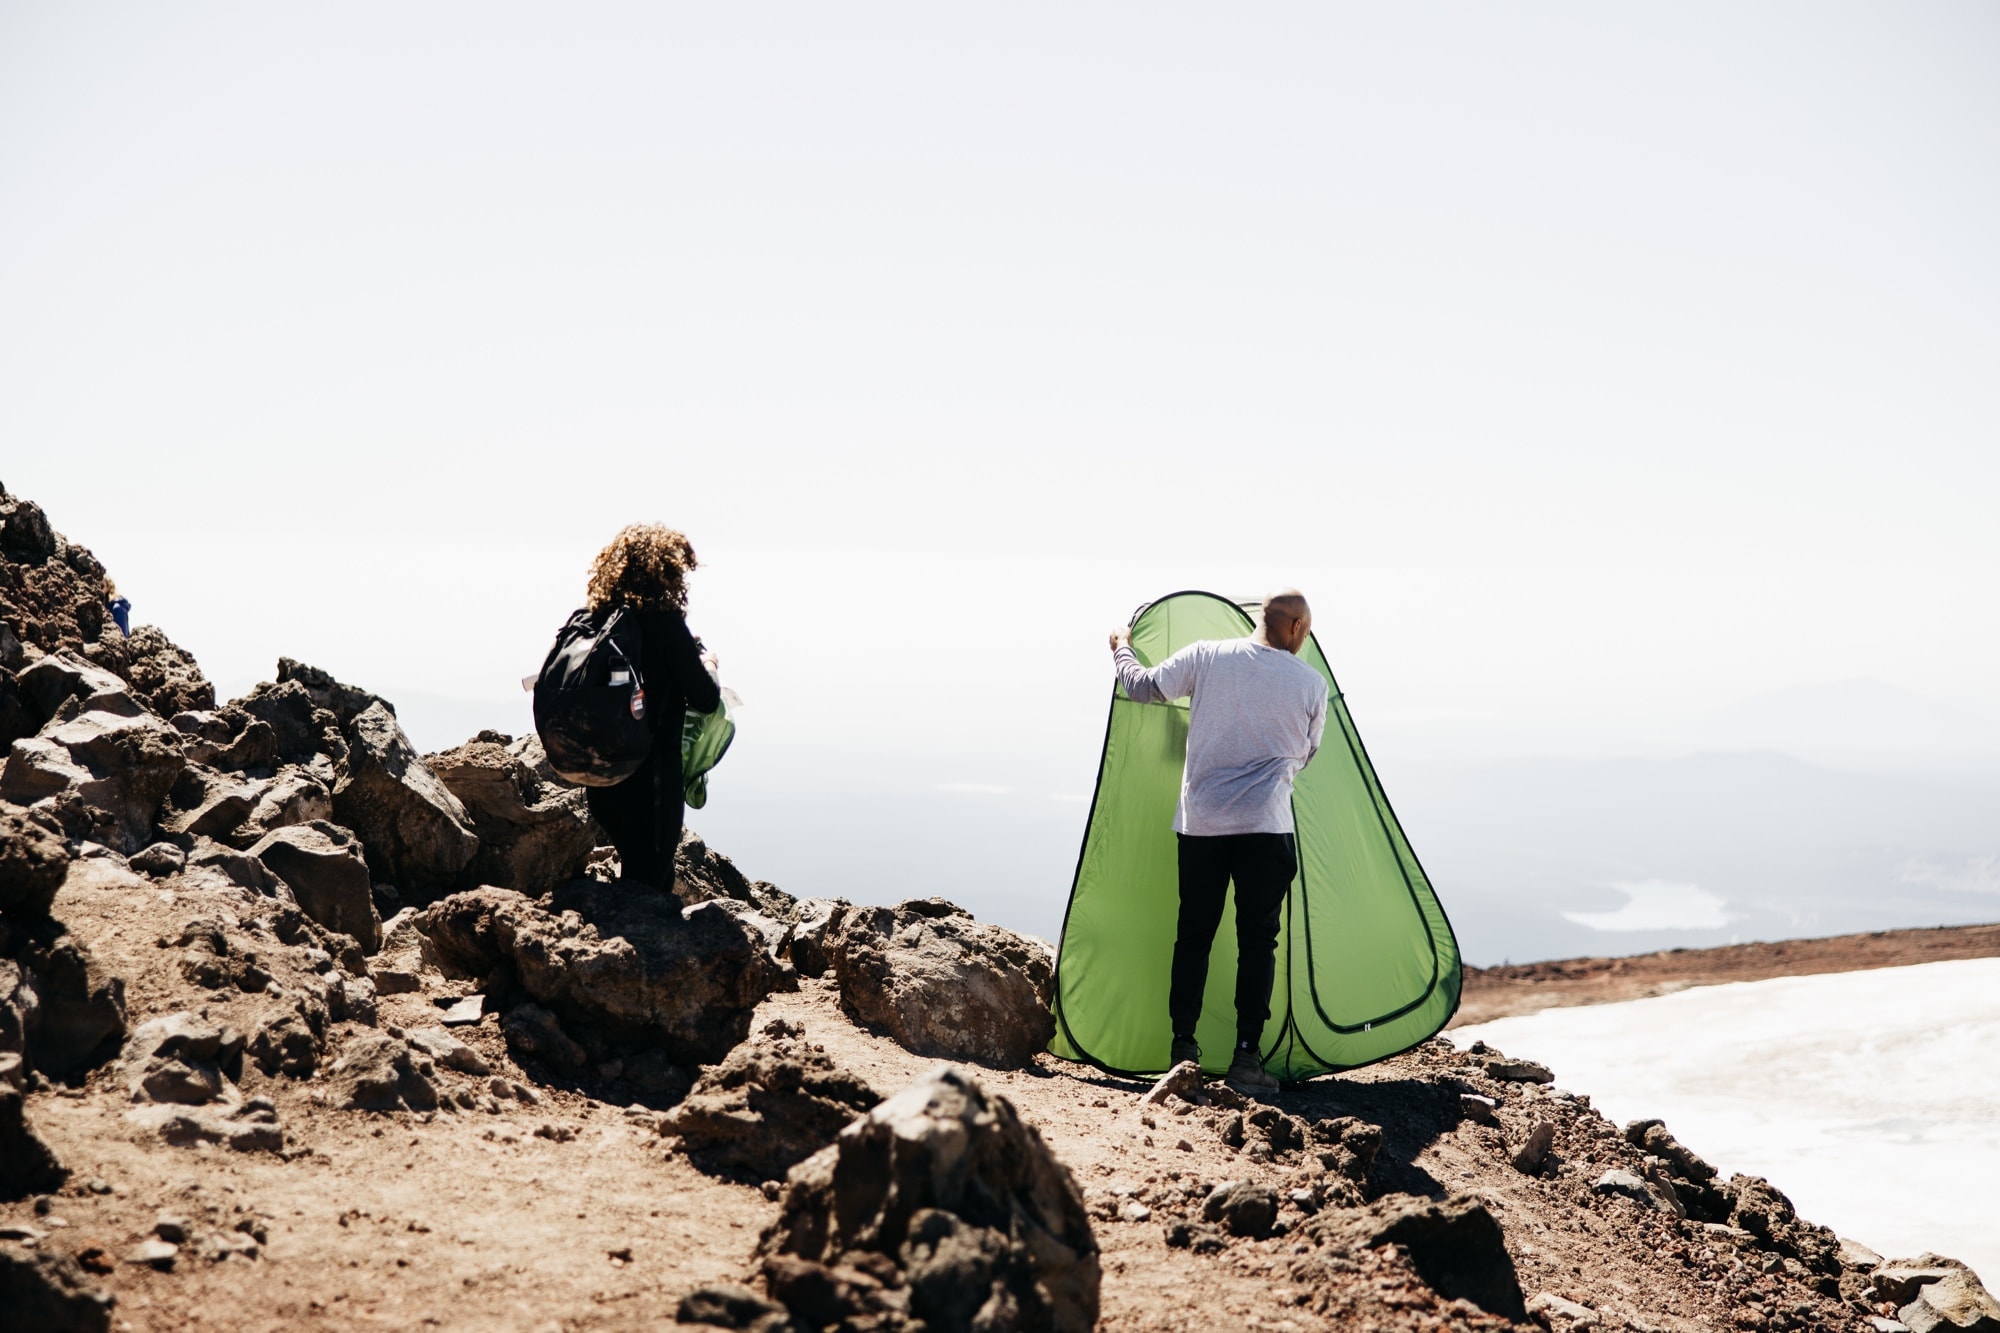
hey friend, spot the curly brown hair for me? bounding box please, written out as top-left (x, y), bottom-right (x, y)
top-left (586, 524), bottom-right (698, 613)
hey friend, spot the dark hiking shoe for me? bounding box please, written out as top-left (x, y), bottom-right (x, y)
top-left (1224, 1046), bottom-right (1279, 1097)
top-left (1169, 1035), bottom-right (1202, 1071)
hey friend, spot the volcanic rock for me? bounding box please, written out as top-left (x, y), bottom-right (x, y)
top-left (127, 841), bottom-right (185, 878)
top-left (236, 768), bottom-right (333, 840)
top-left (406, 1026), bottom-right (489, 1075)
top-left (332, 702), bottom-right (477, 895)
top-left (675, 829), bottom-right (798, 920)
top-left (184, 837), bottom-right (286, 896)
top-left (756, 1064), bottom-right (1098, 1333)
top-left (1306, 1193), bottom-right (1527, 1320)
top-left (169, 707), bottom-right (278, 774)
top-left (1512, 1119), bottom-right (1556, 1174)
top-left (1484, 1056), bottom-right (1554, 1084)
top-left (828, 898), bottom-right (1055, 1068)
top-left (0, 1244), bottom-right (114, 1333)
top-left (324, 1032), bottom-right (441, 1111)
top-left (419, 883), bottom-right (782, 1066)
top-left (231, 679), bottom-right (345, 770)
top-left (1875, 1257), bottom-right (1975, 1305)
top-left (0, 801), bottom-right (70, 919)
top-left (121, 1011), bottom-right (242, 1106)
top-left (1728, 1173), bottom-right (1840, 1274)
top-left (126, 1100), bottom-right (285, 1153)
top-left (1901, 1269), bottom-right (2000, 1333)
top-left (275, 656), bottom-right (390, 725)
top-left (0, 1082), bottom-right (69, 1198)
top-left (0, 929), bottom-right (126, 1077)
top-left (783, 897), bottom-right (847, 979)
top-left (425, 733), bottom-right (597, 895)
top-left (0, 707), bottom-right (185, 853)
top-left (157, 765), bottom-right (259, 841)
top-left (13, 653), bottom-right (144, 723)
top-left (249, 821), bottom-right (381, 951)
top-left (502, 1002), bottom-right (587, 1069)
top-left (666, 1043), bottom-right (880, 1178)
top-left (1202, 1180), bottom-right (1278, 1237)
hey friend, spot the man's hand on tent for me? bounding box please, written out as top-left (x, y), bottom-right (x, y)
top-left (1109, 627), bottom-right (1131, 652)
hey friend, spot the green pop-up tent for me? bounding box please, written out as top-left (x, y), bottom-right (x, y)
top-left (1048, 591), bottom-right (1461, 1081)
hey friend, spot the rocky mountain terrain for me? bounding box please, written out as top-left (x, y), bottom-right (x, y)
top-left (4, 480), bottom-right (1996, 1333)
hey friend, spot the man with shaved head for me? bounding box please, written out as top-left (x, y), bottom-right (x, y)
top-left (1110, 590), bottom-right (1328, 1094)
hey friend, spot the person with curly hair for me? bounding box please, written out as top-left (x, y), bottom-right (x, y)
top-left (581, 524), bottom-right (721, 892)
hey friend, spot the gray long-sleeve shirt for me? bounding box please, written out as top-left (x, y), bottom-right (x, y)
top-left (1114, 637), bottom-right (1329, 836)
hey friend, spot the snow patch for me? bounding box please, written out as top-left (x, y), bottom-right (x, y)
top-left (1455, 957), bottom-right (2000, 1283)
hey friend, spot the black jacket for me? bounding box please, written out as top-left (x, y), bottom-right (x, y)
top-left (629, 605), bottom-right (721, 733)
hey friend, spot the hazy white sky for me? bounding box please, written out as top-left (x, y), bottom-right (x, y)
top-left (4, 3), bottom-right (1997, 949)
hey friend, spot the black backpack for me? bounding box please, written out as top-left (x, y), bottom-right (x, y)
top-left (532, 606), bottom-right (653, 787)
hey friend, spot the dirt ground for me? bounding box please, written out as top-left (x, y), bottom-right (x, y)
top-left (4, 854), bottom-right (1903, 1333)
top-left (1452, 922), bottom-right (2000, 1026)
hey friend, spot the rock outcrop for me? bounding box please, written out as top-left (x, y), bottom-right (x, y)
top-left (0, 800), bottom-right (70, 918)
top-left (747, 1064), bottom-right (1099, 1333)
top-left (426, 732), bottom-right (598, 895)
top-left (1, 924), bottom-right (127, 1077)
top-left (666, 1037), bottom-right (880, 1179)
top-left (332, 702), bottom-right (478, 895)
top-left (418, 881), bottom-right (782, 1066)
top-left (828, 898), bottom-right (1055, 1068)
top-left (0, 705), bottom-right (186, 853)
top-left (248, 820), bottom-right (381, 951)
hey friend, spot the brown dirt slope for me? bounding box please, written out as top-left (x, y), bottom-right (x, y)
top-left (1454, 922), bottom-right (2000, 1026)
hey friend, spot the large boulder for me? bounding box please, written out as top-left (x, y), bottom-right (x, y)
top-left (116, 625), bottom-right (213, 716)
top-left (755, 1064), bottom-right (1099, 1333)
top-left (13, 652), bottom-right (145, 722)
top-left (168, 707), bottom-right (279, 774)
top-left (829, 899), bottom-right (1055, 1068)
top-left (1304, 1193), bottom-right (1526, 1321)
top-left (0, 801), bottom-right (70, 919)
top-left (1901, 1268), bottom-right (2000, 1333)
top-left (157, 765), bottom-right (261, 841)
top-left (0, 707), bottom-right (185, 852)
top-left (119, 1011), bottom-right (242, 1106)
top-left (231, 679), bottom-right (347, 770)
top-left (666, 1040), bottom-right (880, 1179)
top-left (332, 702), bottom-right (477, 895)
top-left (250, 821), bottom-right (381, 951)
top-left (324, 1032), bottom-right (441, 1112)
top-left (425, 733), bottom-right (598, 895)
top-left (0, 928), bottom-right (127, 1077)
top-left (418, 881), bottom-right (782, 1066)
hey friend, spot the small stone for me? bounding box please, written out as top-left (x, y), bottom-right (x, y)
top-left (1593, 1168), bottom-right (1674, 1213)
top-left (1459, 1093), bottom-right (1500, 1126)
top-left (1202, 1179), bottom-right (1279, 1238)
top-left (406, 1027), bottom-right (491, 1076)
top-left (1174, 1138), bottom-right (1194, 1152)
top-left (126, 1238), bottom-right (178, 1267)
top-left (1121, 1201), bottom-right (1152, 1223)
top-left (86, 1178), bottom-right (112, 1195)
top-left (1141, 1060), bottom-right (1206, 1107)
top-left (1512, 1121), bottom-right (1556, 1174)
top-left (153, 1215), bottom-right (192, 1243)
top-left (1485, 1057), bottom-right (1554, 1084)
top-left (760, 1180), bottom-right (782, 1202)
top-left (0, 1222), bottom-right (49, 1242)
top-left (31, 1195), bottom-right (52, 1216)
top-left (438, 994), bottom-right (485, 1026)
top-left (1526, 1291), bottom-right (1600, 1329)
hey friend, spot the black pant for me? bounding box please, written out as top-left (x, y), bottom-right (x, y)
top-left (584, 745), bottom-right (684, 888)
top-left (1169, 832), bottom-right (1296, 1048)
